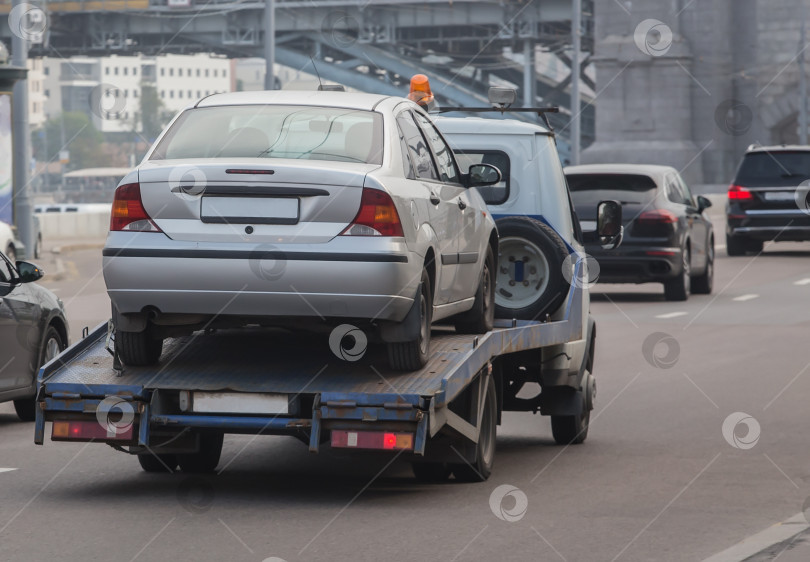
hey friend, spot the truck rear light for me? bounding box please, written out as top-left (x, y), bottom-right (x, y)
top-left (728, 184), bottom-right (754, 201)
top-left (331, 430), bottom-right (414, 451)
top-left (638, 209), bottom-right (678, 223)
top-left (52, 420), bottom-right (135, 441)
top-left (110, 183), bottom-right (162, 232)
top-left (341, 188), bottom-right (404, 237)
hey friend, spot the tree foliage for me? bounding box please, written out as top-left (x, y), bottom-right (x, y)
top-left (31, 112), bottom-right (106, 170)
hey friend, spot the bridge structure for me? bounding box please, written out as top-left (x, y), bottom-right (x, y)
top-left (0, 0), bottom-right (595, 159)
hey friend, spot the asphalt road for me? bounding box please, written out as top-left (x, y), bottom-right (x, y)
top-left (2, 231), bottom-right (810, 562)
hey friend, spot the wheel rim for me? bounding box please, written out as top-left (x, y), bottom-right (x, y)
top-left (43, 337), bottom-right (61, 365)
top-left (496, 237), bottom-right (550, 310)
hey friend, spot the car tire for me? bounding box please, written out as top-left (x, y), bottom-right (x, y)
top-left (138, 453), bottom-right (178, 473)
top-left (664, 246), bottom-right (690, 301)
top-left (387, 269), bottom-right (432, 371)
top-left (727, 233), bottom-right (762, 256)
top-left (494, 217), bottom-right (569, 321)
top-left (451, 375), bottom-right (497, 482)
top-left (5, 244), bottom-right (16, 264)
top-left (550, 381), bottom-right (590, 445)
top-left (13, 326), bottom-right (65, 422)
top-left (412, 462), bottom-right (452, 482)
top-left (177, 432), bottom-right (224, 473)
top-left (454, 245), bottom-right (495, 334)
top-left (116, 326), bottom-right (164, 366)
top-left (691, 237), bottom-right (714, 294)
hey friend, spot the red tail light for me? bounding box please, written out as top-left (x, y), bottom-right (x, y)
top-left (728, 184), bottom-right (754, 200)
top-left (341, 188), bottom-right (404, 237)
top-left (638, 209), bottom-right (678, 223)
top-left (110, 183), bottom-right (162, 232)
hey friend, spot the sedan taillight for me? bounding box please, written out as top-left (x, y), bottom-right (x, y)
top-left (110, 183), bottom-right (162, 232)
top-left (341, 188), bottom-right (404, 237)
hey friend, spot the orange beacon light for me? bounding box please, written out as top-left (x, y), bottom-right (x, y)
top-left (408, 74), bottom-right (435, 108)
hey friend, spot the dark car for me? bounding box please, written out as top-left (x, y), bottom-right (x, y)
top-left (0, 251), bottom-right (68, 421)
top-left (726, 145), bottom-right (810, 256)
top-left (566, 164), bottom-right (714, 301)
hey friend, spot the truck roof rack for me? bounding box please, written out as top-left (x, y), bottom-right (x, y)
top-left (435, 105), bottom-right (560, 131)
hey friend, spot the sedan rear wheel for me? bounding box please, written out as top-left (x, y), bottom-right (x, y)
top-left (387, 269), bottom-right (432, 371)
top-left (14, 326), bottom-right (65, 422)
top-left (116, 326), bottom-right (164, 366)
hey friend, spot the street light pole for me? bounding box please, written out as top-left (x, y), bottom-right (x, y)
top-left (264, 0), bottom-right (276, 90)
top-left (799, 20), bottom-right (808, 145)
top-left (570, 0), bottom-right (582, 165)
top-left (11, 0), bottom-right (33, 255)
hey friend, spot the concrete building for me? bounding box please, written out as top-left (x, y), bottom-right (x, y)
top-left (583, 0), bottom-right (807, 187)
top-left (26, 58), bottom-right (46, 128)
top-left (37, 53), bottom-right (235, 134)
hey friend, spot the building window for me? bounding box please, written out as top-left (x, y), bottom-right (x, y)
top-left (160, 90), bottom-right (165, 98)
top-left (124, 67), bottom-right (128, 76)
top-left (205, 69), bottom-right (209, 77)
top-left (170, 91), bottom-right (174, 98)
top-left (114, 67), bottom-right (119, 75)
top-left (213, 69), bottom-right (217, 78)
top-left (205, 90), bottom-right (210, 96)
top-left (187, 90), bottom-right (191, 98)
top-left (196, 69), bottom-right (200, 77)
top-left (124, 90), bottom-right (128, 97)
top-left (133, 67), bottom-right (138, 76)
top-left (44, 66), bottom-right (49, 75)
top-left (160, 68), bottom-right (165, 77)
top-left (178, 91), bottom-right (183, 98)
top-left (45, 89), bottom-right (50, 97)
top-left (196, 90), bottom-right (201, 98)
top-left (105, 67), bottom-right (110, 75)
top-left (222, 70), bottom-right (227, 78)
top-left (134, 90), bottom-right (139, 98)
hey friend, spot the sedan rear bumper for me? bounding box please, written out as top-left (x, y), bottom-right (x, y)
top-left (103, 233), bottom-right (422, 324)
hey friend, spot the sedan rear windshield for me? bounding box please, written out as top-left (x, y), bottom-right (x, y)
top-left (150, 105), bottom-right (384, 165)
top-left (734, 151), bottom-right (810, 187)
top-left (566, 173), bottom-right (657, 192)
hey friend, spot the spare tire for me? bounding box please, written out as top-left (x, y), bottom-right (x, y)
top-left (494, 216), bottom-right (570, 320)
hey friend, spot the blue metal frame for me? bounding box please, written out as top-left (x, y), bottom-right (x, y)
top-left (35, 261), bottom-right (584, 455)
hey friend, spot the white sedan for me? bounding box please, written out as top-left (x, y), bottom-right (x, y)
top-left (103, 91), bottom-right (501, 370)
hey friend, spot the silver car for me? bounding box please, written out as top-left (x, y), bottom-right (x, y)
top-left (103, 91), bottom-right (500, 370)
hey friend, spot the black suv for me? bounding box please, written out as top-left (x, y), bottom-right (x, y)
top-left (726, 145), bottom-right (810, 256)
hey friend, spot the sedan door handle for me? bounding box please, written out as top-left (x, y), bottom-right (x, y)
top-left (457, 198), bottom-right (467, 210)
top-left (430, 193), bottom-right (441, 205)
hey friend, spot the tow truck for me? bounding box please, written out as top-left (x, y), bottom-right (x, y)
top-left (34, 80), bottom-right (622, 481)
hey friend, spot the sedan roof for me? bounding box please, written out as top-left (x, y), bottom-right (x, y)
top-left (564, 163), bottom-right (678, 186)
top-left (195, 90), bottom-right (397, 111)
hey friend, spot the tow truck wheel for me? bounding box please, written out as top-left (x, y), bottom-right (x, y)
top-left (138, 453), bottom-right (178, 473)
top-left (494, 217), bottom-right (568, 321)
top-left (550, 374), bottom-right (592, 445)
top-left (412, 462), bottom-right (452, 482)
top-left (451, 375), bottom-right (497, 482)
top-left (116, 326), bottom-right (164, 366)
top-left (387, 269), bottom-right (432, 371)
top-left (454, 245), bottom-right (495, 334)
top-left (178, 432), bottom-right (224, 473)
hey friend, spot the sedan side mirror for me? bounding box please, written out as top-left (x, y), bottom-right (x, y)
top-left (597, 200), bottom-right (623, 250)
top-left (696, 195), bottom-right (712, 212)
top-left (466, 163), bottom-right (502, 187)
top-left (15, 261), bottom-right (44, 284)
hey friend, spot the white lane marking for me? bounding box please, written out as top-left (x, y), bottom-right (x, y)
top-left (0, 468), bottom-right (18, 473)
top-left (655, 311), bottom-right (688, 319)
top-left (702, 512), bottom-right (809, 562)
top-left (794, 278), bottom-right (810, 286)
top-left (733, 294), bottom-right (759, 302)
